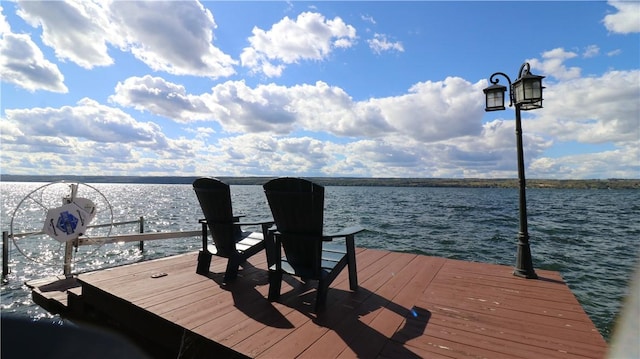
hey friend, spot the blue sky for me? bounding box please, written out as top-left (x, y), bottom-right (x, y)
top-left (1, 1), bottom-right (638, 179)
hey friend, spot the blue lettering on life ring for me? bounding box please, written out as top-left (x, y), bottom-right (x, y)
top-left (56, 211), bottom-right (78, 235)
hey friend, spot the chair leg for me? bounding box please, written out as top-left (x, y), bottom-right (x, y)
top-left (263, 225), bottom-right (277, 269)
top-left (346, 235), bottom-right (358, 291)
top-left (315, 280), bottom-right (329, 311)
top-left (196, 250), bottom-right (212, 275)
top-left (223, 255), bottom-right (242, 283)
top-left (347, 261), bottom-right (358, 291)
top-left (268, 271), bottom-right (283, 301)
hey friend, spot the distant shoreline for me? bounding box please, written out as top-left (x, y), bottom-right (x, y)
top-left (1, 175), bottom-right (638, 189)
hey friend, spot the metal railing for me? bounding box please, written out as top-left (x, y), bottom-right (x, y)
top-left (2, 217), bottom-right (201, 280)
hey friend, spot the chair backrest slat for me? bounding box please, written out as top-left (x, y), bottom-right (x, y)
top-left (264, 178), bottom-right (324, 276)
top-left (193, 178), bottom-right (236, 256)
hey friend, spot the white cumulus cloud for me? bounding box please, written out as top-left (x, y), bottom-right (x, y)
top-left (0, 5), bottom-right (67, 93)
top-left (14, 0), bottom-right (236, 78)
top-left (528, 48), bottom-right (581, 81)
top-left (603, 1), bottom-right (640, 34)
top-left (367, 33), bottom-right (404, 54)
top-left (240, 12), bottom-right (357, 77)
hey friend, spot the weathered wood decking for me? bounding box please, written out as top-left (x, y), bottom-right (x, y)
top-left (30, 248), bottom-right (607, 358)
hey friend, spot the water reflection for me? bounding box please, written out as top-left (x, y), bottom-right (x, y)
top-left (1, 182), bottom-right (638, 340)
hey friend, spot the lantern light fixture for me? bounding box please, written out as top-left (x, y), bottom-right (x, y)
top-left (484, 63), bottom-right (545, 112)
top-left (483, 83), bottom-right (507, 111)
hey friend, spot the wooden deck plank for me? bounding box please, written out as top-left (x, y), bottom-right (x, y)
top-left (436, 264), bottom-right (580, 305)
top-left (411, 309), bottom-right (605, 359)
top-left (425, 281), bottom-right (589, 323)
top-left (422, 291), bottom-right (600, 335)
top-left (424, 300), bottom-right (604, 349)
top-left (414, 259), bottom-right (607, 359)
top-left (380, 340), bottom-right (456, 359)
top-left (340, 255), bottom-right (446, 358)
top-left (396, 332), bottom-right (527, 359)
top-left (81, 252), bottom-right (197, 283)
top-left (67, 248), bottom-right (607, 359)
top-left (419, 321), bottom-right (592, 359)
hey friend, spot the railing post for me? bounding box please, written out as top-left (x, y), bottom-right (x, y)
top-left (63, 241), bottom-right (73, 277)
top-left (2, 231), bottom-right (9, 280)
top-left (138, 216), bottom-right (144, 251)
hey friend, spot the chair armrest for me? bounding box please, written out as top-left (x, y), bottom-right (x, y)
top-left (322, 225), bottom-right (365, 240)
top-left (199, 218), bottom-right (274, 227)
top-left (235, 219), bottom-right (275, 227)
top-left (269, 226), bottom-right (364, 241)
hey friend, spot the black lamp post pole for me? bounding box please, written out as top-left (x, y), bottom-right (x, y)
top-left (484, 63), bottom-right (543, 279)
top-left (513, 104), bottom-right (538, 279)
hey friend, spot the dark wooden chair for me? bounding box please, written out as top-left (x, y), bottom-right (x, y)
top-left (193, 177), bottom-right (273, 283)
top-left (263, 177), bottom-right (364, 311)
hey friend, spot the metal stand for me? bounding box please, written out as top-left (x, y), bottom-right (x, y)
top-left (63, 241), bottom-right (74, 277)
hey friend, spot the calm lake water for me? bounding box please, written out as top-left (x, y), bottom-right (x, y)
top-left (1, 182), bottom-right (639, 341)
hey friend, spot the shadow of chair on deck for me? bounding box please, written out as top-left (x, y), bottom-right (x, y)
top-left (206, 260), bottom-right (429, 357)
top-left (205, 260), bottom-right (295, 330)
top-left (275, 280), bottom-right (431, 358)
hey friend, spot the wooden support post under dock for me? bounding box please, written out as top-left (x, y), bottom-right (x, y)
top-left (27, 249), bottom-right (608, 359)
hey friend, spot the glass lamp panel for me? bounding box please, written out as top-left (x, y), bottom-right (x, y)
top-left (487, 91), bottom-right (504, 109)
top-left (524, 79), bottom-right (542, 101)
top-left (513, 81), bottom-right (524, 103)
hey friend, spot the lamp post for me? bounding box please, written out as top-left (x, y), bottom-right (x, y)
top-left (483, 62), bottom-right (544, 279)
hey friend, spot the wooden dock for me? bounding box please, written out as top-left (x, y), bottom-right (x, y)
top-left (28, 248), bottom-right (607, 358)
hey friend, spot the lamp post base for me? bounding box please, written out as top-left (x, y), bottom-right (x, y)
top-left (514, 237), bottom-right (538, 279)
top-left (513, 268), bottom-right (538, 279)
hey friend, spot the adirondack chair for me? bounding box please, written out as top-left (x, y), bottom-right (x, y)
top-left (263, 177), bottom-right (364, 311)
top-left (193, 177), bottom-right (273, 283)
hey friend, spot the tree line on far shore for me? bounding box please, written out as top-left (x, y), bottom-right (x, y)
top-left (1, 175), bottom-right (638, 189)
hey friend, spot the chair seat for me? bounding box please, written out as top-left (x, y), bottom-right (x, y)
top-left (206, 231), bottom-right (265, 256)
top-left (270, 242), bottom-right (348, 279)
top-left (321, 241), bottom-right (348, 259)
